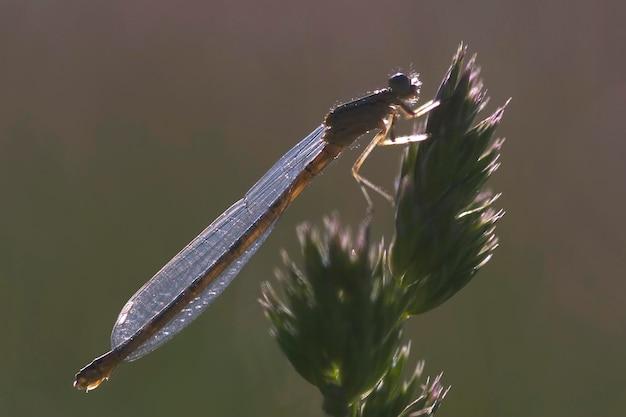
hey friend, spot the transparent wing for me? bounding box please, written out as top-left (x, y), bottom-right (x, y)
top-left (110, 125), bottom-right (327, 360)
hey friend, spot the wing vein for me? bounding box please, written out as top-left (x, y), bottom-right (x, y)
top-left (110, 125), bottom-right (327, 360)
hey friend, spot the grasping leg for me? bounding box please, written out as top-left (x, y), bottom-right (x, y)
top-left (352, 100), bottom-right (440, 210)
top-left (380, 99), bottom-right (439, 145)
top-left (352, 116), bottom-right (396, 211)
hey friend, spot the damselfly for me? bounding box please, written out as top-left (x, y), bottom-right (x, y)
top-left (74, 72), bottom-right (437, 391)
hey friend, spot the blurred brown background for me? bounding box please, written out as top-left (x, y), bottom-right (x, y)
top-left (1, 1), bottom-right (624, 416)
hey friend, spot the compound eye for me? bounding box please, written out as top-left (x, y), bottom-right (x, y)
top-left (388, 73), bottom-right (412, 96)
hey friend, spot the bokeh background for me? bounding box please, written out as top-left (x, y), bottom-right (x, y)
top-left (1, 1), bottom-right (624, 416)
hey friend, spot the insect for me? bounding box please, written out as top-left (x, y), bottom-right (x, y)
top-left (73, 72), bottom-right (437, 391)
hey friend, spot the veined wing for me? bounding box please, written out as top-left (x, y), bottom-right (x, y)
top-left (110, 125), bottom-right (327, 361)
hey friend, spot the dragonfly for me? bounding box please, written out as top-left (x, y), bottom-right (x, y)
top-left (73, 72), bottom-right (438, 391)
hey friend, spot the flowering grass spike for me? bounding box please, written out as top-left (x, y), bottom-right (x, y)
top-left (261, 44), bottom-right (508, 417)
